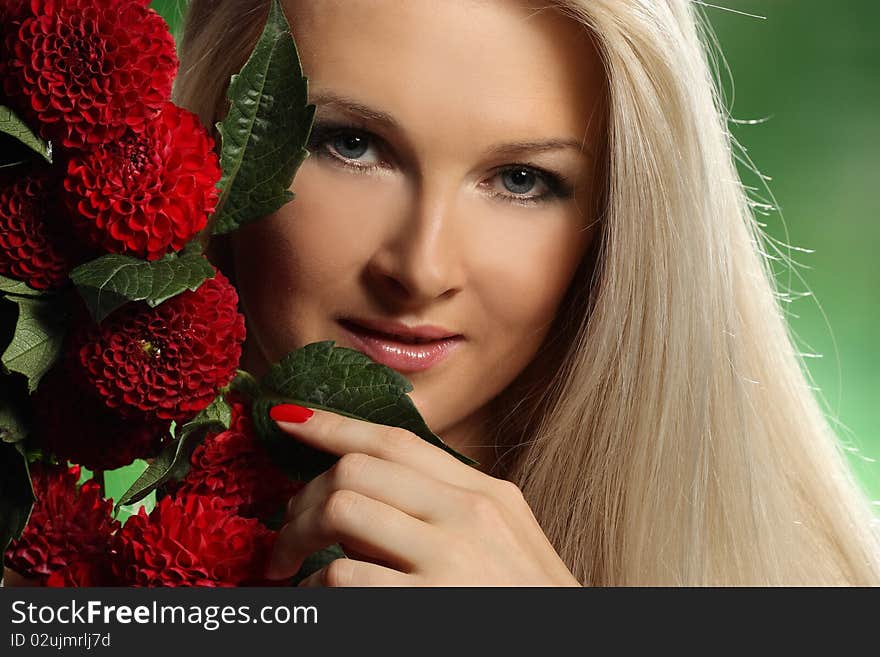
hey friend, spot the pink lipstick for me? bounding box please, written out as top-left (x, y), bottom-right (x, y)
top-left (337, 318), bottom-right (463, 373)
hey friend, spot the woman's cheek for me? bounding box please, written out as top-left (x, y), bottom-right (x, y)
top-left (472, 211), bottom-right (587, 346)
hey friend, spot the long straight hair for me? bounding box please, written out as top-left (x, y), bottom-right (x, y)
top-left (175, 0), bottom-right (880, 585)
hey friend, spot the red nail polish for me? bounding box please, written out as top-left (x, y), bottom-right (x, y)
top-left (270, 403), bottom-right (314, 423)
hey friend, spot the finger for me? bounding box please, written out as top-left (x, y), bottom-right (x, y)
top-left (298, 558), bottom-right (414, 587)
top-left (266, 489), bottom-right (441, 580)
top-left (286, 452), bottom-right (467, 525)
top-left (270, 405), bottom-right (486, 489)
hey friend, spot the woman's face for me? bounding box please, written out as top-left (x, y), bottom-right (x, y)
top-left (232, 0), bottom-right (605, 460)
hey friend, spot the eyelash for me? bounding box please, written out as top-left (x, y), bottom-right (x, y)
top-left (306, 121), bottom-right (573, 207)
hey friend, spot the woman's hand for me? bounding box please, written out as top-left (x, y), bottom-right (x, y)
top-left (264, 405), bottom-right (581, 587)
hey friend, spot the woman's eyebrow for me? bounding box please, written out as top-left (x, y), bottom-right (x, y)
top-left (311, 91), bottom-right (400, 130)
top-left (310, 90), bottom-right (593, 159)
top-left (486, 139), bottom-right (593, 159)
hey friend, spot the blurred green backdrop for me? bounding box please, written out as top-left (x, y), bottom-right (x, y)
top-left (149, 0), bottom-right (880, 503)
top-left (707, 1), bottom-right (880, 503)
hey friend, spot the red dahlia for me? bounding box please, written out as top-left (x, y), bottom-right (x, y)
top-left (46, 559), bottom-right (114, 587)
top-left (112, 494), bottom-right (277, 587)
top-left (0, 1), bottom-right (27, 55)
top-left (0, 169), bottom-right (74, 290)
top-left (32, 365), bottom-right (171, 471)
top-left (4, 463), bottom-right (119, 585)
top-left (0, 1), bottom-right (26, 27)
top-left (2, 0), bottom-right (177, 150)
top-left (63, 102), bottom-right (221, 260)
top-left (74, 268), bottom-right (246, 422)
top-left (171, 394), bottom-right (304, 519)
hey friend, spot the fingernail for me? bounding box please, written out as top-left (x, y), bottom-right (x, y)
top-left (270, 403), bottom-right (315, 424)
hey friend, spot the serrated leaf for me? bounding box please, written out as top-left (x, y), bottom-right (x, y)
top-left (181, 238), bottom-right (205, 257)
top-left (211, 0), bottom-right (315, 235)
top-left (0, 274), bottom-right (46, 297)
top-left (198, 391), bottom-right (233, 429)
top-left (1, 295), bottom-right (66, 393)
top-left (0, 441), bottom-right (35, 572)
top-left (0, 105), bottom-right (51, 163)
top-left (115, 395), bottom-right (232, 509)
top-left (70, 252), bottom-right (216, 323)
top-left (1, 276), bottom-right (51, 371)
top-left (252, 341), bottom-right (478, 481)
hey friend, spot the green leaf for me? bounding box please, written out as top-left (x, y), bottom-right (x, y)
top-left (115, 395), bottom-right (232, 509)
top-left (0, 274), bottom-right (46, 297)
top-left (0, 105), bottom-right (52, 163)
top-left (1, 295), bottom-right (67, 393)
top-left (229, 369), bottom-right (262, 399)
top-left (198, 391), bottom-right (233, 429)
top-left (0, 441), bottom-right (35, 572)
top-left (70, 251), bottom-right (216, 323)
top-left (251, 341), bottom-right (478, 481)
top-left (0, 275), bottom-right (50, 369)
top-left (0, 404), bottom-right (28, 445)
top-left (289, 544), bottom-right (347, 586)
top-left (181, 238), bottom-right (205, 257)
top-left (211, 0), bottom-right (315, 235)
top-left (104, 460), bottom-right (157, 524)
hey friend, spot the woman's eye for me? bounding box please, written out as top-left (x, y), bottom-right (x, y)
top-left (481, 165), bottom-right (573, 205)
top-left (500, 168), bottom-right (542, 195)
top-left (484, 166), bottom-right (569, 205)
top-left (332, 133), bottom-right (370, 160)
top-left (313, 127), bottom-right (384, 168)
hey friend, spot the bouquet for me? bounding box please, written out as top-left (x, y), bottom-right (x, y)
top-left (0, 0), bottom-right (472, 586)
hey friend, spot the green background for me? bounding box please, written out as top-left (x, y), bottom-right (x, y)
top-left (148, 0), bottom-right (880, 504)
top-left (708, 1), bottom-right (879, 503)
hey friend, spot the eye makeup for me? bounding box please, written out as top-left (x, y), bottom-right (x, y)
top-left (306, 119), bottom-right (576, 206)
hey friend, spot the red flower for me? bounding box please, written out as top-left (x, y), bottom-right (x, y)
top-left (171, 394), bottom-right (304, 520)
top-left (112, 493), bottom-right (277, 587)
top-left (46, 559), bottom-right (114, 587)
top-left (63, 102), bottom-right (221, 260)
top-left (74, 268), bottom-right (246, 422)
top-left (0, 1), bottom-right (27, 58)
top-left (2, 0), bottom-right (177, 150)
top-left (4, 463), bottom-right (119, 585)
top-left (32, 365), bottom-right (170, 471)
top-left (0, 1), bottom-right (27, 29)
top-left (0, 169), bottom-right (75, 290)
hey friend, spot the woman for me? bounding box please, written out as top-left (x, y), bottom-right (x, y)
top-left (174, 0), bottom-right (880, 585)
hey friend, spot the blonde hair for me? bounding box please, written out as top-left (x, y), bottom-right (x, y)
top-left (175, 0), bottom-right (880, 585)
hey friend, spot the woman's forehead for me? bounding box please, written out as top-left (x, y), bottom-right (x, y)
top-left (284, 0), bottom-right (604, 150)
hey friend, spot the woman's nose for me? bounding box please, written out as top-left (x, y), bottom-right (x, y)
top-left (364, 182), bottom-right (465, 308)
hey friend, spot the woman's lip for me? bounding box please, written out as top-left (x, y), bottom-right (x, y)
top-left (337, 320), bottom-right (463, 373)
top-left (341, 316), bottom-right (459, 341)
